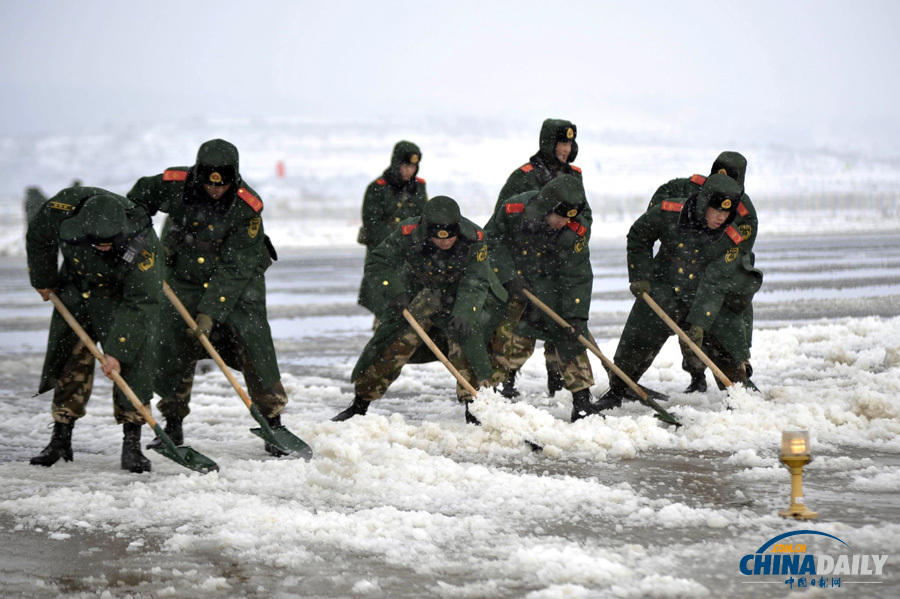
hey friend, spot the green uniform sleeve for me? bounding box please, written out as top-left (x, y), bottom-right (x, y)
top-left (482, 206), bottom-right (518, 285)
top-left (496, 168), bottom-right (533, 206)
top-left (361, 183), bottom-right (394, 248)
top-left (556, 232), bottom-right (592, 320)
top-left (197, 208), bottom-right (266, 321)
top-left (626, 208), bottom-right (663, 283)
top-left (26, 202), bottom-right (64, 289)
top-left (450, 242), bottom-right (493, 322)
top-left (106, 233), bottom-right (163, 364)
top-left (364, 227), bottom-right (410, 307)
top-left (127, 174), bottom-right (178, 216)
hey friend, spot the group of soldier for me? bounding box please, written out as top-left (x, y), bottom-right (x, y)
top-left (24, 118), bottom-right (761, 474)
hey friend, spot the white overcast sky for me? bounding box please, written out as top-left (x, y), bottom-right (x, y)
top-left (2, 0), bottom-right (899, 154)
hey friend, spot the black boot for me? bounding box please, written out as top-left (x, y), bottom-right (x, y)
top-left (146, 417), bottom-right (184, 449)
top-left (570, 389), bottom-right (596, 422)
top-left (121, 423), bottom-right (152, 473)
top-left (499, 369), bottom-right (520, 399)
top-left (30, 421), bottom-right (74, 467)
top-left (594, 387), bottom-right (626, 413)
top-left (263, 414), bottom-right (288, 457)
top-left (331, 395), bottom-right (369, 422)
top-left (547, 364), bottom-right (564, 397)
top-left (684, 372), bottom-right (707, 393)
top-left (464, 402), bottom-right (481, 426)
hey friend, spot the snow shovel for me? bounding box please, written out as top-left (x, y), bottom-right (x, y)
top-left (522, 289), bottom-right (681, 427)
top-left (402, 309), bottom-right (543, 452)
top-left (48, 294), bottom-right (219, 473)
top-left (640, 293), bottom-right (734, 389)
top-left (162, 282), bottom-right (313, 461)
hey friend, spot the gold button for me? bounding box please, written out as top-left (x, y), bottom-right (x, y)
top-left (678, 243), bottom-right (684, 248)
top-left (208, 225), bottom-right (214, 230)
top-left (630, 264), bottom-right (634, 269)
top-left (203, 282), bottom-right (209, 288)
top-left (706, 311), bottom-right (711, 316)
top-left (197, 257), bottom-right (205, 264)
top-left (695, 249), bottom-right (699, 253)
top-left (536, 252), bottom-right (541, 257)
top-left (678, 268), bottom-right (683, 274)
top-left (522, 250), bottom-right (527, 255)
top-left (493, 268), bottom-right (498, 272)
top-left (397, 202), bottom-right (402, 208)
top-left (97, 272), bottom-right (103, 277)
top-left (395, 217), bottom-right (401, 223)
top-left (82, 292), bottom-right (90, 298)
top-left (119, 337), bottom-right (126, 343)
top-left (517, 270), bottom-right (522, 275)
top-left (448, 265), bottom-right (453, 269)
top-left (575, 298), bottom-right (580, 304)
top-left (472, 306), bottom-right (477, 312)
top-left (73, 258), bottom-right (80, 264)
top-left (77, 271), bottom-right (83, 275)
top-left (674, 287), bottom-right (680, 293)
top-left (689, 274), bottom-right (695, 279)
top-left (692, 260), bottom-right (697, 264)
top-left (383, 280), bottom-right (389, 286)
top-left (193, 221), bottom-right (199, 226)
top-left (98, 283), bottom-right (104, 287)
top-left (219, 296), bottom-right (226, 302)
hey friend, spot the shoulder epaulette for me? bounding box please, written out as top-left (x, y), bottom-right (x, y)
top-left (661, 201), bottom-right (684, 212)
top-left (401, 224), bottom-right (418, 235)
top-left (570, 165), bottom-right (583, 174)
top-left (520, 164), bottom-right (534, 173)
top-left (416, 177), bottom-right (426, 184)
top-left (689, 174), bottom-right (707, 186)
top-left (237, 187), bottom-right (263, 213)
top-left (725, 225), bottom-right (743, 245)
top-left (505, 203), bottom-right (525, 214)
top-left (737, 201), bottom-right (749, 217)
top-left (163, 169), bottom-right (189, 182)
top-left (566, 221), bottom-right (587, 237)
top-left (375, 178), bottom-right (387, 186)
top-left (48, 201), bottom-right (74, 212)
top-left (476, 230), bottom-right (484, 241)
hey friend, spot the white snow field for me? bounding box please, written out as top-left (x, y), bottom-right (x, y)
top-left (0, 119), bottom-right (898, 598)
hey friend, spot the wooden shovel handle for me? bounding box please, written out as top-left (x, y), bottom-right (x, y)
top-left (640, 292), bottom-right (733, 388)
top-left (48, 293), bottom-right (158, 427)
top-left (521, 288), bottom-right (648, 401)
top-left (402, 309), bottom-right (479, 397)
top-left (162, 281), bottom-right (254, 409)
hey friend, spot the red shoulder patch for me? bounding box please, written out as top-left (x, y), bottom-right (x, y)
top-left (737, 201), bottom-right (749, 217)
top-left (163, 169), bottom-right (189, 182)
top-left (520, 164), bottom-right (534, 173)
top-left (237, 188), bottom-right (263, 213)
top-left (477, 230), bottom-right (484, 241)
top-left (661, 201), bottom-right (684, 212)
top-left (401, 224), bottom-right (419, 235)
top-left (570, 165), bottom-right (582, 174)
top-left (375, 178), bottom-right (387, 186)
top-left (725, 225), bottom-right (743, 244)
top-left (566, 221), bottom-right (587, 237)
top-left (689, 174), bottom-right (707, 186)
top-left (505, 203), bottom-right (525, 214)
top-left (416, 177), bottom-right (426, 184)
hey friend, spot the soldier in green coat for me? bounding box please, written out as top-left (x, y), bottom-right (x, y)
top-left (495, 118), bottom-right (590, 397)
top-left (26, 188), bottom-right (162, 473)
top-left (333, 196), bottom-right (508, 424)
top-left (647, 151), bottom-right (759, 392)
top-left (357, 141), bottom-right (428, 316)
top-left (484, 175), bottom-right (598, 422)
top-left (597, 174), bottom-right (762, 411)
top-left (127, 139), bottom-right (286, 455)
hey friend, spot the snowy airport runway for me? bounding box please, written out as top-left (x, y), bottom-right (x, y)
top-left (1, 232), bottom-right (899, 599)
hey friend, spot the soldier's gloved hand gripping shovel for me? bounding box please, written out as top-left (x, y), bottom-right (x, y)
top-left (521, 289), bottom-right (682, 427)
top-left (163, 282), bottom-right (313, 460)
top-left (48, 293), bottom-right (219, 473)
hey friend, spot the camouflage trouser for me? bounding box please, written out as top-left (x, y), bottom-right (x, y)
top-left (488, 298), bottom-right (594, 393)
top-left (354, 320), bottom-right (481, 403)
top-left (51, 340), bottom-right (146, 425)
top-left (156, 332), bottom-right (288, 421)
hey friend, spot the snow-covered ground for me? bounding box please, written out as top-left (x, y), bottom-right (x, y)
top-left (0, 120), bottom-right (899, 598)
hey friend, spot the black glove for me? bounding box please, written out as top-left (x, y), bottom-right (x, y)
top-left (188, 313), bottom-right (214, 340)
top-left (449, 314), bottom-right (474, 339)
top-left (629, 280), bottom-right (652, 298)
top-left (388, 292), bottom-right (410, 314)
top-left (504, 276), bottom-right (527, 297)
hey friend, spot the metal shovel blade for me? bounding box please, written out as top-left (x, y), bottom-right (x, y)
top-left (248, 406), bottom-right (313, 461)
top-left (148, 423), bottom-right (220, 473)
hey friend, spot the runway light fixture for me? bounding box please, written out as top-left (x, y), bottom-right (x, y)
top-left (779, 430), bottom-right (818, 520)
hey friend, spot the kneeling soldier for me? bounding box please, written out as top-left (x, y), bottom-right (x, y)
top-left (333, 196), bottom-right (507, 423)
top-left (484, 175), bottom-right (597, 422)
top-left (27, 188), bottom-right (162, 473)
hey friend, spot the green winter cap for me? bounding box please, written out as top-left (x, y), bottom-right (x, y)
top-left (525, 174), bottom-right (587, 219)
top-left (710, 151), bottom-right (747, 188)
top-left (422, 195), bottom-right (461, 238)
top-left (391, 140), bottom-right (422, 169)
top-left (60, 194), bottom-right (127, 243)
top-left (697, 173), bottom-right (743, 214)
top-left (539, 118), bottom-right (578, 163)
top-left (196, 139), bottom-right (240, 186)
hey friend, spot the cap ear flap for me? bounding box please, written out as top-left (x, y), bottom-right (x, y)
top-left (568, 140), bottom-right (578, 163)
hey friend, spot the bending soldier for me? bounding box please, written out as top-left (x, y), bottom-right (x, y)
top-left (27, 188), bottom-right (161, 473)
top-left (358, 141), bottom-right (428, 319)
top-left (484, 175), bottom-right (598, 422)
top-left (334, 196), bottom-right (508, 424)
top-left (127, 139), bottom-right (286, 455)
top-left (598, 174), bottom-right (762, 411)
top-left (647, 151), bottom-right (759, 392)
top-left (495, 119), bottom-right (590, 397)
